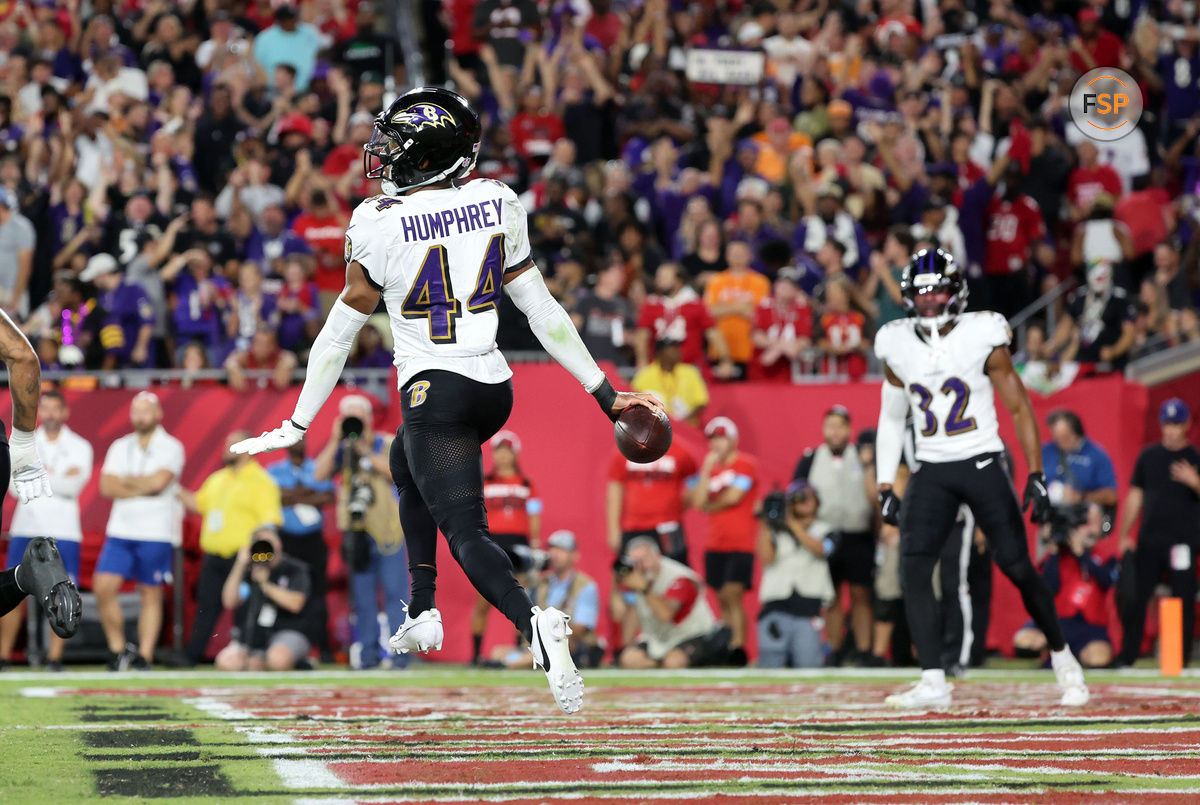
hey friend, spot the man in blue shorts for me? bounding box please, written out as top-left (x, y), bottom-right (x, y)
top-left (94, 392), bottom-right (185, 671)
top-left (0, 390), bottom-right (92, 669)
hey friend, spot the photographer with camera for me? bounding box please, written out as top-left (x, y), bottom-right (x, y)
top-left (617, 537), bottom-right (730, 670)
top-left (314, 395), bottom-right (406, 670)
top-left (756, 480), bottom-right (836, 668)
top-left (214, 528), bottom-right (312, 671)
top-left (1012, 502), bottom-right (1117, 668)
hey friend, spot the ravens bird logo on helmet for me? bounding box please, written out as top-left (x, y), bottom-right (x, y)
top-left (392, 103), bottom-right (455, 132)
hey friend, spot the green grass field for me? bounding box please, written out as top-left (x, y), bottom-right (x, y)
top-left (1, 666), bottom-right (1198, 804)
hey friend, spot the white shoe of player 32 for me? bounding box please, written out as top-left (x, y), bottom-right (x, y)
top-left (389, 606), bottom-right (444, 654)
top-left (529, 606), bottom-right (584, 714)
top-left (1052, 649), bottom-right (1090, 707)
top-left (885, 678), bottom-right (953, 709)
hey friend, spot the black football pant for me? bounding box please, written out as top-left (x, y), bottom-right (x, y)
top-left (391, 370), bottom-right (534, 642)
top-left (1117, 536), bottom-right (1198, 666)
top-left (901, 452), bottom-right (1064, 671)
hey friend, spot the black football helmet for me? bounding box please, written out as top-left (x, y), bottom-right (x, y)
top-left (900, 248), bottom-right (969, 330)
top-left (363, 86), bottom-right (482, 194)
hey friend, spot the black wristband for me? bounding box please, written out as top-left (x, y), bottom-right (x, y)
top-left (289, 419), bottom-right (308, 432)
top-left (592, 378), bottom-right (619, 421)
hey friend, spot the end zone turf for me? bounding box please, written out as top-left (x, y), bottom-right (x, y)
top-left (1, 668), bottom-right (1198, 803)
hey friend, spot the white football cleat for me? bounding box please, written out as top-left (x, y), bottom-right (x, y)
top-left (389, 607), bottom-right (444, 654)
top-left (885, 679), bottom-right (953, 709)
top-left (1052, 650), bottom-right (1090, 707)
top-left (529, 606), bottom-right (584, 715)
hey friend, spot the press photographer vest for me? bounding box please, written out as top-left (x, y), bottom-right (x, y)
top-left (807, 444), bottom-right (872, 533)
top-left (759, 520), bottom-right (836, 612)
top-left (336, 435), bottom-right (404, 554)
top-left (635, 557), bottom-right (717, 661)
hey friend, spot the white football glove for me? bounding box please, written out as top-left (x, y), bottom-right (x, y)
top-left (231, 419), bottom-right (307, 455)
top-left (9, 428), bottom-right (52, 504)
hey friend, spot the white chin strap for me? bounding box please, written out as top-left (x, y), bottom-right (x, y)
top-left (917, 314), bottom-right (952, 348)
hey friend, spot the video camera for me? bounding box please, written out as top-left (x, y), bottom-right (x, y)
top-left (759, 489), bottom-right (787, 528)
top-left (249, 539), bottom-right (275, 566)
top-left (1045, 503), bottom-right (1092, 547)
top-left (341, 416), bottom-right (365, 442)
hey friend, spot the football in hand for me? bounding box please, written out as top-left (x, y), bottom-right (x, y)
top-left (614, 404), bottom-right (672, 464)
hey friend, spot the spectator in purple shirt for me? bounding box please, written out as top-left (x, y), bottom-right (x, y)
top-left (728, 198), bottom-right (785, 274)
top-left (244, 203), bottom-right (312, 276)
top-left (80, 254), bottom-right (156, 369)
top-left (47, 179), bottom-right (88, 256)
top-left (162, 248), bottom-right (231, 366)
top-left (0, 96), bottom-right (23, 156)
top-left (348, 324), bottom-right (393, 369)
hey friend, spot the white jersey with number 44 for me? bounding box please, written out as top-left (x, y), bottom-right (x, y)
top-left (874, 312), bottom-right (1011, 464)
top-left (344, 178), bottom-right (531, 389)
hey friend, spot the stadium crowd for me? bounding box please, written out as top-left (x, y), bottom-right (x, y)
top-left (0, 1), bottom-right (1198, 670)
top-left (0, 0), bottom-right (1197, 382)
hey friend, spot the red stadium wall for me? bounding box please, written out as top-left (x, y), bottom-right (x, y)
top-left (0, 370), bottom-right (1163, 663)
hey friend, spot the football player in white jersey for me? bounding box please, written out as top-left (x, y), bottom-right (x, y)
top-left (873, 249), bottom-right (1089, 709)
top-left (233, 87), bottom-right (662, 714)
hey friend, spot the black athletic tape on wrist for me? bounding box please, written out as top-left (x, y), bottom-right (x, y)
top-left (290, 419), bottom-right (308, 432)
top-left (592, 378), bottom-right (618, 420)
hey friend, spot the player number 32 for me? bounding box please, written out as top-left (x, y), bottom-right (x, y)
top-left (909, 377), bottom-right (978, 437)
top-left (401, 234), bottom-right (505, 343)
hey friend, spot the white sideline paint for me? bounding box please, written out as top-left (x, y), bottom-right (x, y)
top-left (272, 759), bottom-right (345, 790)
top-left (182, 695), bottom-right (255, 721)
top-left (18, 686), bottom-right (62, 697)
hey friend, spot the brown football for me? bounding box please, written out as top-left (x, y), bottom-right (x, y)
top-left (614, 404), bottom-right (673, 464)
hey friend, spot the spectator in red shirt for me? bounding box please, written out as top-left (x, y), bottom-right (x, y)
top-left (1068, 142), bottom-right (1123, 221)
top-left (477, 430), bottom-right (542, 665)
top-left (1069, 8), bottom-right (1124, 73)
top-left (751, 266), bottom-right (813, 382)
top-left (292, 187), bottom-right (350, 305)
top-left (635, 263), bottom-right (735, 377)
top-left (984, 163), bottom-right (1047, 319)
top-left (607, 439), bottom-right (698, 657)
top-left (510, 85), bottom-right (566, 171)
top-left (816, 277), bottom-right (869, 379)
top-left (322, 111), bottom-right (377, 202)
top-left (585, 0), bottom-right (624, 50)
top-left (688, 417), bottom-right (759, 666)
top-left (1114, 175), bottom-right (1172, 279)
top-left (224, 325), bottom-right (298, 391)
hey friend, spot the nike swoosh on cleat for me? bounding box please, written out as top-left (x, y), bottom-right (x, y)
top-left (975, 459), bottom-right (993, 469)
top-left (534, 619), bottom-right (551, 673)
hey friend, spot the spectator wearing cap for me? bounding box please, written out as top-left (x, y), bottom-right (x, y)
top-left (863, 226), bottom-right (915, 327)
top-left (315, 395), bottom-right (406, 669)
top-left (750, 266), bottom-right (813, 382)
top-left (572, 262), bottom-right (635, 366)
top-left (487, 528), bottom-right (602, 669)
top-left (80, 253), bottom-right (156, 369)
top-left (1116, 399), bottom-right (1200, 667)
top-left (632, 336), bottom-right (708, 425)
top-left (704, 241), bottom-right (770, 379)
top-left (794, 406), bottom-right (875, 666)
top-left (794, 182), bottom-right (868, 272)
top-left (253, 4), bottom-right (322, 92)
top-left (1070, 8), bottom-right (1124, 73)
top-left (0, 185), bottom-right (34, 316)
top-left (637, 263), bottom-right (735, 378)
top-left (291, 186), bottom-right (349, 308)
top-left (757, 479), bottom-right (835, 668)
top-left (1042, 410), bottom-right (1119, 508)
top-left (688, 417), bottom-right (759, 666)
top-left (617, 536), bottom-right (730, 670)
top-left (476, 430), bottom-right (542, 665)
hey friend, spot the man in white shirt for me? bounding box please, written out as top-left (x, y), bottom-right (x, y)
top-left (0, 390), bottom-right (92, 670)
top-left (94, 392), bottom-right (185, 670)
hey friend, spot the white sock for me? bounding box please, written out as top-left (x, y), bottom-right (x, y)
top-left (921, 668), bottom-right (946, 688)
top-left (1050, 648), bottom-right (1074, 667)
